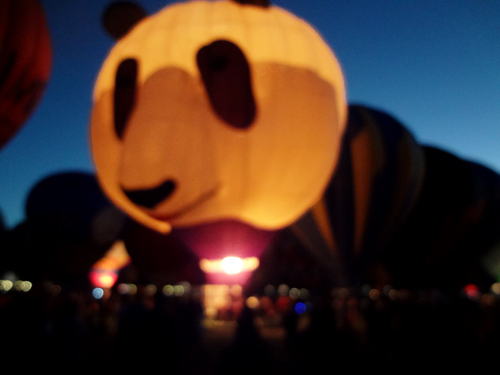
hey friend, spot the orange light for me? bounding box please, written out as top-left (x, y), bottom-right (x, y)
top-left (92, 240), bottom-right (131, 271)
top-left (89, 269), bottom-right (118, 289)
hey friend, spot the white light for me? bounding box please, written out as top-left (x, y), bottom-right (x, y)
top-left (21, 281), bottom-right (32, 292)
top-left (92, 288), bottom-right (104, 299)
top-left (221, 257), bottom-right (243, 275)
top-left (128, 284), bottom-right (137, 295)
top-left (491, 283), bottom-right (500, 295)
top-left (0, 280), bottom-right (13, 292)
top-left (289, 288), bottom-right (300, 299)
top-left (200, 257), bottom-right (259, 273)
top-left (173, 285), bottom-right (185, 296)
top-left (14, 281), bottom-right (24, 291)
top-left (163, 285), bottom-right (174, 296)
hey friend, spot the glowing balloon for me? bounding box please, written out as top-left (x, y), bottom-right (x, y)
top-left (91, 0), bottom-right (347, 233)
top-left (0, 0), bottom-right (52, 149)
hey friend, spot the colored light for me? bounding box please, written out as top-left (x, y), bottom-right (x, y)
top-left (163, 285), bottom-right (174, 296)
top-left (89, 269), bottom-right (118, 288)
top-left (0, 280), bottom-right (13, 292)
top-left (464, 284), bottom-right (479, 299)
top-left (246, 296), bottom-right (260, 309)
top-left (491, 283), bottom-right (500, 295)
top-left (93, 288), bottom-right (104, 299)
top-left (295, 302), bottom-right (306, 314)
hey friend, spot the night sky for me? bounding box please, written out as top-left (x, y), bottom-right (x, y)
top-left (1, 0), bottom-right (499, 228)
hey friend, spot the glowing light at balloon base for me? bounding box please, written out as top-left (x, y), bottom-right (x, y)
top-left (89, 240), bottom-right (131, 288)
top-left (89, 269), bottom-right (118, 289)
top-left (200, 256), bottom-right (260, 285)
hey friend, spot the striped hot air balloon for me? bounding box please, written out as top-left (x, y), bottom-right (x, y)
top-left (382, 146), bottom-right (500, 290)
top-left (290, 105), bottom-right (425, 286)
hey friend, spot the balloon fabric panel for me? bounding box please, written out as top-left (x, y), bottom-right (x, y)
top-left (291, 105), bottom-right (425, 286)
top-left (355, 107), bottom-right (424, 259)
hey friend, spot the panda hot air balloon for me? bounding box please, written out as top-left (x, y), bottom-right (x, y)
top-left (90, 0), bottom-right (347, 234)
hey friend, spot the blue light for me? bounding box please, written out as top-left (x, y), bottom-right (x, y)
top-left (294, 302), bottom-right (306, 314)
top-left (92, 288), bottom-right (104, 299)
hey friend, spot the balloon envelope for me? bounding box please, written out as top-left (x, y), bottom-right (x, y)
top-left (291, 105), bottom-right (425, 286)
top-left (121, 219), bottom-right (206, 286)
top-left (382, 147), bottom-right (500, 289)
top-left (91, 0), bottom-right (346, 233)
top-left (0, 0), bottom-right (52, 149)
top-left (11, 172), bottom-right (126, 285)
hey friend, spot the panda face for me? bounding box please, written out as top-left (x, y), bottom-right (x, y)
top-left (91, 0), bottom-right (346, 233)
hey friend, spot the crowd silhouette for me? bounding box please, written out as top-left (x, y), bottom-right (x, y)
top-left (1, 276), bottom-right (500, 373)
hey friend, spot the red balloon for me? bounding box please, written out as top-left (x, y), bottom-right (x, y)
top-left (0, 0), bottom-right (52, 149)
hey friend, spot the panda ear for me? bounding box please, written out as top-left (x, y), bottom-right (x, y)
top-left (102, 1), bottom-right (147, 40)
top-left (232, 0), bottom-right (271, 7)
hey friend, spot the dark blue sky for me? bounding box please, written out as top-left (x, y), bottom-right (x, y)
top-left (1, 0), bottom-right (499, 228)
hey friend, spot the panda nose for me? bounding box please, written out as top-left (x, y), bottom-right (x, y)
top-left (123, 180), bottom-right (177, 209)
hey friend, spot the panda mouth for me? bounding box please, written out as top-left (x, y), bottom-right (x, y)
top-left (149, 184), bottom-right (220, 222)
top-left (123, 180), bottom-right (177, 209)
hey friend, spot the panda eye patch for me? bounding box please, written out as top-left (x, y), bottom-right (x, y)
top-left (114, 58), bottom-right (138, 139)
top-left (197, 40), bottom-right (256, 129)
top-left (208, 55), bottom-right (229, 72)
